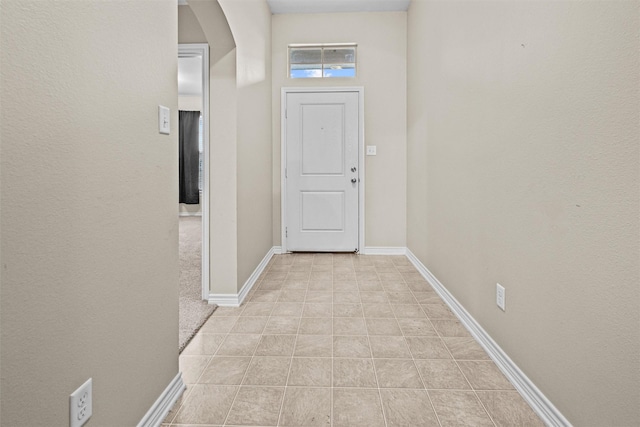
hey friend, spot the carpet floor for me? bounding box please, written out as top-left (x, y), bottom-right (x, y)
top-left (179, 216), bottom-right (216, 352)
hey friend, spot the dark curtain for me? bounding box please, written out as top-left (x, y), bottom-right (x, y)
top-left (179, 110), bottom-right (200, 204)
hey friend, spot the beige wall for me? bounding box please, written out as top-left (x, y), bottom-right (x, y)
top-left (272, 12), bottom-right (407, 249)
top-left (183, 0), bottom-right (272, 295)
top-left (407, 1), bottom-right (639, 425)
top-left (0, 1), bottom-right (179, 425)
top-left (218, 0), bottom-right (273, 290)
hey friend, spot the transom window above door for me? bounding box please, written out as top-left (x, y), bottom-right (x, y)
top-left (289, 44), bottom-right (357, 78)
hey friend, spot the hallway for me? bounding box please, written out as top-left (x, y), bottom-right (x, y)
top-left (163, 253), bottom-right (543, 426)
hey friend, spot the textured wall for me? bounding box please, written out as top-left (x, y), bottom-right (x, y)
top-left (407, 1), bottom-right (639, 425)
top-left (272, 12), bottom-right (407, 249)
top-left (218, 0), bottom-right (274, 292)
top-left (0, 1), bottom-right (179, 425)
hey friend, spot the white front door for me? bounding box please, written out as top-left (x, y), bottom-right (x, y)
top-left (284, 91), bottom-right (360, 252)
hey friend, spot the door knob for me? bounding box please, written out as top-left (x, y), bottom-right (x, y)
top-left (351, 178), bottom-right (357, 183)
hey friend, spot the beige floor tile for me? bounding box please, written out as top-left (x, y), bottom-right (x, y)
top-left (162, 386), bottom-right (191, 424)
top-left (443, 337), bottom-right (490, 360)
top-left (173, 384), bottom-right (237, 425)
top-left (333, 265), bottom-right (355, 273)
top-left (406, 336), bottom-right (452, 359)
top-left (310, 271), bottom-right (332, 281)
top-left (333, 291), bottom-right (360, 303)
top-left (365, 318), bottom-right (403, 336)
top-left (242, 356), bottom-right (291, 386)
top-left (211, 306), bottom-right (245, 317)
top-left (308, 280), bottom-right (333, 291)
top-left (216, 334), bottom-right (261, 357)
top-left (333, 318), bottom-right (367, 335)
top-left (359, 291), bottom-right (389, 303)
top-left (298, 317), bottom-right (332, 335)
top-left (457, 361), bottom-right (514, 390)
top-left (397, 318), bottom-right (438, 336)
top-left (362, 303), bottom-right (396, 318)
top-left (401, 272), bottom-right (427, 283)
top-left (280, 387), bottom-right (332, 426)
top-left (374, 359), bottom-right (424, 388)
top-left (283, 279), bottom-right (309, 290)
top-left (356, 271), bottom-right (379, 281)
top-left (386, 292), bottom-right (417, 304)
top-left (428, 390), bottom-right (494, 427)
top-left (288, 357), bottom-right (332, 387)
top-left (199, 356), bottom-right (251, 385)
top-left (180, 334), bottom-right (225, 356)
top-left (333, 303), bottom-right (363, 317)
top-left (311, 264), bottom-right (332, 272)
top-left (334, 272), bottom-right (357, 281)
top-left (303, 303), bottom-right (333, 318)
top-left (305, 291), bottom-right (332, 303)
top-left (225, 386), bottom-right (284, 426)
top-left (333, 335), bottom-right (372, 358)
top-left (255, 334), bottom-right (296, 357)
top-left (380, 389), bottom-right (440, 426)
top-left (272, 302), bottom-right (304, 317)
top-left (333, 388), bottom-right (385, 427)
top-left (294, 334), bottom-right (333, 357)
top-left (333, 358), bottom-right (377, 387)
top-left (333, 281), bottom-right (359, 292)
top-left (263, 316), bottom-right (300, 335)
top-left (357, 281), bottom-right (384, 292)
top-left (377, 272), bottom-right (404, 282)
top-left (415, 359), bottom-right (471, 390)
top-left (278, 289), bottom-right (307, 302)
top-left (258, 280), bottom-right (284, 291)
top-left (381, 282), bottom-right (413, 292)
top-left (199, 316), bottom-right (237, 334)
top-left (230, 316), bottom-right (269, 334)
top-left (240, 302), bottom-right (275, 317)
top-left (288, 271), bottom-right (311, 280)
top-left (476, 390), bottom-right (544, 426)
top-left (265, 272), bottom-right (288, 281)
top-left (422, 303), bottom-right (456, 319)
top-left (249, 290), bottom-right (280, 302)
top-left (407, 281), bottom-right (433, 292)
top-left (369, 336), bottom-right (412, 358)
top-left (391, 304), bottom-right (427, 318)
top-left (432, 319), bottom-right (472, 337)
top-left (179, 355), bottom-right (210, 384)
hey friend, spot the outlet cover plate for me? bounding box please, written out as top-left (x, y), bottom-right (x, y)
top-left (496, 283), bottom-right (506, 311)
top-left (70, 378), bottom-right (92, 427)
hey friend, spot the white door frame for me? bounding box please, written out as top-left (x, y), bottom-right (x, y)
top-left (179, 43), bottom-right (210, 300)
top-left (281, 87), bottom-right (365, 253)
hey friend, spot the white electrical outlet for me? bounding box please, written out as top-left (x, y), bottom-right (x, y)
top-left (70, 378), bottom-right (92, 427)
top-left (496, 283), bottom-right (506, 311)
top-left (158, 105), bottom-right (170, 135)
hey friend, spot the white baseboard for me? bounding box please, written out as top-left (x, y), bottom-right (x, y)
top-left (137, 372), bottom-right (185, 427)
top-left (363, 246), bottom-right (407, 255)
top-left (178, 212), bottom-right (202, 217)
top-left (208, 246), bottom-right (278, 307)
top-left (405, 249), bottom-right (571, 427)
top-left (273, 246), bottom-right (283, 255)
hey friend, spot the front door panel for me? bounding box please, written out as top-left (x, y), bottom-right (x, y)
top-left (286, 91), bottom-right (359, 252)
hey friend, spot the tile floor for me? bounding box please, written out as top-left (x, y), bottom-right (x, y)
top-left (163, 253), bottom-right (543, 427)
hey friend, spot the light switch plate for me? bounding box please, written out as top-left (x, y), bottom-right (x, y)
top-left (158, 105), bottom-right (170, 135)
top-left (366, 145), bottom-right (377, 156)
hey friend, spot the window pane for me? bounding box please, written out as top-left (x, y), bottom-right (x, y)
top-left (323, 64), bottom-right (356, 78)
top-left (291, 64), bottom-right (322, 78)
top-left (290, 48), bottom-right (322, 64)
top-left (323, 48), bottom-right (356, 64)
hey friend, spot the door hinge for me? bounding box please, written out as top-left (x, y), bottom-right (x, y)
top-left (285, 167), bottom-right (287, 179)
top-left (286, 227), bottom-right (288, 238)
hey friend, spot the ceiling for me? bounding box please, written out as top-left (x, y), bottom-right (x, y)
top-left (267, 0), bottom-right (410, 14)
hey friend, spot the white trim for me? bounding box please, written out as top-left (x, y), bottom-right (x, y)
top-left (179, 43), bottom-right (210, 302)
top-left (208, 246), bottom-right (278, 307)
top-left (405, 249), bottom-right (572, 427)
top-left (281, 87), bottom-right (365, 254)
top-left (137, 373), bottom-right (185, 427)
top-left (362, 247), bottom-right (407, 255)
top-left (178, 212), bottom-right (202, 217)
